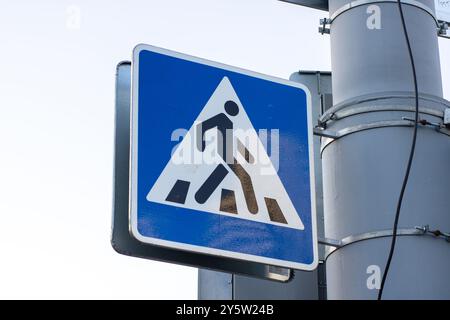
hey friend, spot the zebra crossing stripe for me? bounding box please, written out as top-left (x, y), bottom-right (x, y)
top-left (219, 189), bottom-right (238, 214)
top-left (264, 197), bottom-right (288, 224)
top-left (165, 180), bottom-right (190, 204)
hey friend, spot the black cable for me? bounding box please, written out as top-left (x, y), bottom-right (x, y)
top-left (377, 0), bottom-right (419, 300)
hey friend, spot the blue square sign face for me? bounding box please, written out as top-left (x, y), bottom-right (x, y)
top-left (130, 44), bottom-right (318, 270)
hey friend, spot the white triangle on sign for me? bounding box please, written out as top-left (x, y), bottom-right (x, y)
top-left (147, 77), bottom-right (304, 230)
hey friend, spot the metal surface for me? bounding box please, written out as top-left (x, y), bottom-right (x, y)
top-left (330, 0), bottom-right (439, 26)
top-left (323, 0), bottom-right (450, 299)
top-left (326, 237), bottom-right (450, 299)
top-left (198, 270), bottom-right (233, 300)
top-left (198, 266), bottom-right (299, 298)
top-left (325, 227), bottom-right (430, 257)
top-left (320, 92), bottom-right (450, 123)
top-left (320, 225), bottom-right (450, 251)
top-left (280, 0), bottom-right (450, 39)
top-left (111, 61), bottom-right (294, 282)
top-left (280, 0), bottom-right (450, 29)
top-left (317, 119), bottom-right (450, 143)
top-left (316, 119), bottom-right (415, 139)
top-left (317, 96), bottom-right (450, 150)
top-left (232, 270), bottom-right (319, 300)
top-left (318, 236), bottom-right (342, 247)
top-left (279, 0), bottom-right (450, 34)
top-left (329, 0), bottom-right (442, 105)
top-left (328, 0), bottom-right (450, 38)
top-left (321, 224), bottom-right (450, 259)
top-left (321, 104), bottom-right (446, 122)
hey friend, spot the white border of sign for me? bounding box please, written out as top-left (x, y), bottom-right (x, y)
top-left (129, 44), bottom-right (318, 271)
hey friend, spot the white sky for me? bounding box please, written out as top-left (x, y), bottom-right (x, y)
top-left (0, 0), bottom-right (449, 299)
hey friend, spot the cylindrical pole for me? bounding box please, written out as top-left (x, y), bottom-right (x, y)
top-left (323, 0), bottom-right (450, 299)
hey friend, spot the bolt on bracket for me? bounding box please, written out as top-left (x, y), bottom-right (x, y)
top-left (319, 18), bottom-right (331, 35)
top-left (438, 22), bottom-right (449, 38)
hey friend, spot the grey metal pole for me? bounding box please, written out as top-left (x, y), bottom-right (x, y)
top-left (322, 0), bottom-right (450, 299)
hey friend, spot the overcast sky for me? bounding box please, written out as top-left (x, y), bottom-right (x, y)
top-left (0, 0), bottom-right (449, 299)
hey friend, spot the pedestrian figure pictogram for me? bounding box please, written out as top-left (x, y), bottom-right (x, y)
top-left (147, 77), bottom-right (304, 230)
top-left (195, 99), bottom-right (258, 216)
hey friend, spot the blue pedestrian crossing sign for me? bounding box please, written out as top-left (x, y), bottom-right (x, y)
top-left (130, 44), bottom-right (318, 270)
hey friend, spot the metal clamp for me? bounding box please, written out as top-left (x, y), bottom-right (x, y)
top-left (402, 116), bottom-right (445, 129)
top-left (314, 119), bottom-right (415, 140)
top-left (321, 225), bottom-right (450, 259)
top-left (320, 104), bottom-right (446, 125)
top-left (318, 18), bottom-right (331, 35)
top-left (319, 92), bottom-right (450, 125)
top-left (316, 118), bottom-right (450, 153)
top-left (416, 225), bottom-right (450, 242)
top-left (318, 237), bottom-right (342, 248)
